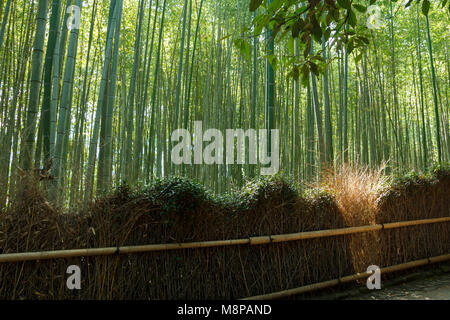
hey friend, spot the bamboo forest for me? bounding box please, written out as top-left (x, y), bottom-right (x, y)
top-left (0, 0), bottom-right (449, 206)
top-left (0, 0), bottom-right (449, 301)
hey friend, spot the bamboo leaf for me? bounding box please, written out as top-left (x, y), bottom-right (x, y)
top-left (300, 64), bottom-right (309, 86)
top-left (250, 0), bottom-right (264, 12)
top-left (304, 36), bottom-right (312, 58)
top-left (309, 61), bottom-right (319, 76)
top-left (268, 0), bottom-right (283, 12)
top-left (291, 18), bottom-right (304, 38)
top-left (353, 4), bottom-right (366, 13)
top-left (422, 0), bottom-right (430, 16)
top-left (348, 9), bottom-right (357, 27)
top-left (337, 0), bottom-right (351, 10)
top-left (311, 15), bottom-right (322, 42)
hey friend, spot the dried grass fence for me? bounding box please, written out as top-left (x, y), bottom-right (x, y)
top-left (0, 168), bottom-right (448, 299)
top-left (242, 253), bottom-right (450, 300)
top-left (1, 217), bottom-right (448, 263)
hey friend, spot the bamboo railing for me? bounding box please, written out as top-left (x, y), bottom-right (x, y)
top-left (0, 216), bottom-right (448, 263)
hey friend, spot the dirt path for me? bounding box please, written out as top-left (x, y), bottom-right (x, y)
top-left (345, 272), bottom-right (450, 300)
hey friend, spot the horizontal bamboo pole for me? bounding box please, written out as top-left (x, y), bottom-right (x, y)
top-left (241, 253), bottom-right (450, 300)
top-left (0, 216), bottom-right (448, 263)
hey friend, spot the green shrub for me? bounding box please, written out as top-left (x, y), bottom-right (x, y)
top-left (143, 176), bottom-right (213, 215)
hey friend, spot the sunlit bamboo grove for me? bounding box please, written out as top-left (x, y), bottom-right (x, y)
top-left (0, 0), bottom-right (448, 208)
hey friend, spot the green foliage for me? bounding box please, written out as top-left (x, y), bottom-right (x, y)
top-left (144, 176), bottom-right (213, 215)
top-left (430, 162), bottom-right (450, 180)
top-left (233, 38), bottom-right (250, 60)
top-left (422, 0), bottom-right (430, 16)
top-left (234, 175), bottom-right (297, 210)
top-left (134, 165), bottom-right (449, 215)
top-left (302, 186), bottom-right (334, 204)
top-left (238, 0), bottom-right (447, 83)
top-left (250, 0), bottom-right (264, 12)
top-left (388, 163), bottom-right (450, 190)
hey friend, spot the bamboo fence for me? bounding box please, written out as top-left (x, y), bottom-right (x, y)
top-left (241, 253), bottom-right (450, 300)
top-left (0, 216), bottom-right (448, 263)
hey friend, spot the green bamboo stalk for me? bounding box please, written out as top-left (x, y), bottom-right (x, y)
top-left (102, 0), bottom-right (123, 190)
top-left (415, 5), bottom-right (428, 167)
top-left (322, 36), bottom-right (333, 164)
top-left (125, 0), bottom-right (146, 182)
top-left (0, 0), bottom-right (11, 53)
top-left (425, 15), bottom-right (442, 163)
top-left (41, 0), bottom-right (62, 171)
top-left (84, 0), bottom-right (120, 204)
top-left (49, 0), bottom-right (83, 201)
top-left (266, 0), bottom-right (274, 158)
top-left (148, 0), bottom-right (167, 180)
top-left (173, 0), bottom-right (189, 134)
top-left (20, 0), bottom-right (49, 172)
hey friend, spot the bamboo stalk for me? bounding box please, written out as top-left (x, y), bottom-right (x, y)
top-left (0, 216), bottom-right (448, 263)
top-left (241, 253), bottom-right (450, 300)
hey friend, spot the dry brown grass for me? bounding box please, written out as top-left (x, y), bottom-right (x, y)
top-left (320, 163), bottom-right (387, 226)
top-left (318, 164), bottom-right (389, 277)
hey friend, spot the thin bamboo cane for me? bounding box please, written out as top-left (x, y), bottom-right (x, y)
top-left (0, 216), bottom-right (448, 263)
top-left (241, 253), bottom-right (450, 300)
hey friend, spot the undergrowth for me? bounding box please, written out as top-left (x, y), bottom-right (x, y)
top-left (95, 162), bottom-right (449, 218)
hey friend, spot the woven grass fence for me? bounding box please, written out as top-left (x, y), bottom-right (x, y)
top-left (0, 170), bottom-right (449, 299)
